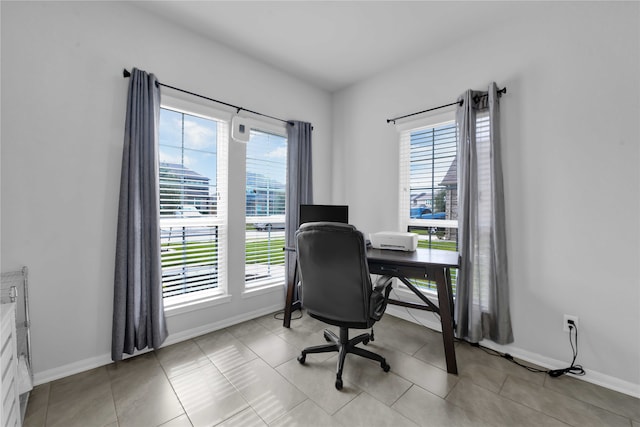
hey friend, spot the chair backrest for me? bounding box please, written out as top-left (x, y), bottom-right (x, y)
top-left (295, 222), bottom-right (373, 327)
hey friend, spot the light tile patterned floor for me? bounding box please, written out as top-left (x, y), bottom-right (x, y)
top-left (23, 311), bottom-right (640, 427)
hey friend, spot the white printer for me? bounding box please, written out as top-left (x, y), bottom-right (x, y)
top-left (369, 231), bottom-right (418, 251)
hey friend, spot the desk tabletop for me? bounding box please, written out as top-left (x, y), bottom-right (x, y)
top-left (367, 247), bottom-right (460, 268)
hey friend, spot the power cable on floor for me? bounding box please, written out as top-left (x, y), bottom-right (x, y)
top-left (388, 283), bottom-right (585, 378)
top-left (273, 308), bottom-right (303, 321)
top-left (468, 322), bottom-right (585, 378)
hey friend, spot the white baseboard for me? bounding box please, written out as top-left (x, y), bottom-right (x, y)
top-left (35, 305), bottom-right (640, 400)
top-left (162, 302), bottom-right (283, 347)
top-left (33, 352), bottom-right (115, 387)
top-left (33, 303), bottom-right (283, 386)
top-left (478, 340), bottom-right (640, 399)
top-left (385, 307), bottom-right (640, 399)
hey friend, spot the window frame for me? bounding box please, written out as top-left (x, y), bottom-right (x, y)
top-left (398, 108), bottom-right (459, 296)
top-left (158, 94), bottom-right (231, 315)
top-left (242, 121), bottom-right (288, 296)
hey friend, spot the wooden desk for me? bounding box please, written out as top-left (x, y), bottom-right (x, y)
top-left (283, 246), bottom-right (459, 375)
top-left (367, 247), bottom-right (459, 375)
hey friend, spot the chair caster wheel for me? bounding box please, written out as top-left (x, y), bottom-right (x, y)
top-left (335, 378), bottom-right (343, 390)
top-left (297, 354), bottom-right (306, 364)
top-left (381, 361), bottom-right (390, 372)
top-left (323, 331), bottom-right (332, 342)
top-left (363, 337), bottom-right (370, 345)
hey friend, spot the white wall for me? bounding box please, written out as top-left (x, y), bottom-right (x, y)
top-left (332, 2), bottom-right (639, 395)
top-left (0, 1), bottom-right (332, 382)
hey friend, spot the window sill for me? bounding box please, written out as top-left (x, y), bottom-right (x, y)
top-left (241, 282), bottom-right (282, 299)
top-left (164, 291), bottom-right (232, 317)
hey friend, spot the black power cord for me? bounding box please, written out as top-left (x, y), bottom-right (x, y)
top-left (547, 321), bottom-right (585, 377)
top-left (473, 344), bottom-right (549, 373)
top-left (470, 320), bottom-right (585, 378)
top-left (372, 281), bottom-right (585, 379)
top-left (273, 307), bottom-right (303, 321)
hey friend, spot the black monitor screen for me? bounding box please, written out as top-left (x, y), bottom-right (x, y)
top-left (299, 204), bottom-right (349, 226)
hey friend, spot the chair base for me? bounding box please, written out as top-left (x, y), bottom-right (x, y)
top-left (297, 327), bottom-right (390, 390)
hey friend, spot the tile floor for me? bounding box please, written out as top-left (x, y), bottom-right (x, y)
top-left (23, 311), bottom-right (640, 427)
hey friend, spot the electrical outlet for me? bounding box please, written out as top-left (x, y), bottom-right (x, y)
top-left (563, 314), bottom-right (579, 332)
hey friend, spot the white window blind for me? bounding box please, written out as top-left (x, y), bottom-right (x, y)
top-left (245, 129), bottom-right (287, 289)
top-left (399, 115), bottom-right (458, 292)
top-left (158, 107), bottom-right (228, 305)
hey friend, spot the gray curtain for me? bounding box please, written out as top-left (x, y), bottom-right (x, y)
top-left (455, 82), bottom-right (513, 345)
top-left (285, 121), bottom-right (313, 296)
top-left (112, 68), bottom-right (168, 361)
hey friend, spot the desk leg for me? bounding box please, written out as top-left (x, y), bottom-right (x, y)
top-left (283, 259), bottom-right (299, 328)
top-left (283, 276), bottom-right (295, 328)
top-left (435, 268), bottom-right (458, 375)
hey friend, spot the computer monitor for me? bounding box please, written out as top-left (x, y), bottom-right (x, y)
top-left (299, 204), bottom-right (349, 226)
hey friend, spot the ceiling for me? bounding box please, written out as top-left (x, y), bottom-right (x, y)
top-left (133, 1), bottom-right (534, 92)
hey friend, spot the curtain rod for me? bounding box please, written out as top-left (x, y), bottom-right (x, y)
top-left (123, 69), bottom-right (294, 126)
top-left (386, 87), bottom-right (507, 124)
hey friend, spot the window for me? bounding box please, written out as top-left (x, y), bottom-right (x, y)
top-left (158, 105), bottom-right (228, 307)
top-left (399, 113), bottom-right (458, 293)
top-left (245, 129), bottom-right (287, 289)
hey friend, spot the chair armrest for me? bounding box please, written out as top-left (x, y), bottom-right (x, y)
top-left (373, 275), bottom-right (393, 294)
top-left (370, 276), bottom-right (393, 321)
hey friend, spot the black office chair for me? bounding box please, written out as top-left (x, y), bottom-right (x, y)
top-left (295, 222), bottom-right (394, 390)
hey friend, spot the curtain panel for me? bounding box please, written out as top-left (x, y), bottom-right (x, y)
top-left (285, 121), bottom-right (313, 296)
top-left (112, 68), bottom-right (168, 361)
top-left (455, 82), bottom-right (513, 345)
